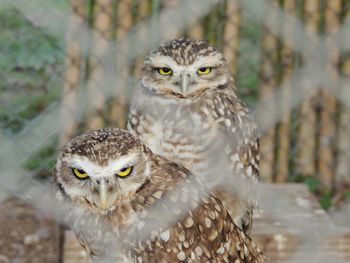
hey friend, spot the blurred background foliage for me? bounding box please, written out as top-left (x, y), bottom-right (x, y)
top-left (0, 4), bottom-right (66, 176)
top-left (1, 0), bottom-right (350, 211)
top-left (0, 0), bottom-right (261, 176)
top-left (0, 6), bottom-right (64, 134)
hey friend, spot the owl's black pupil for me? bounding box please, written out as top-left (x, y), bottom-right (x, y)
top-left (77, 169), bottom-right (85, 173)
top-left (120, 168), bottom-right (127, 172)
top-left (200, 68), bottom-right (206, 71)
top-left (162, 68), bottom-right (169, 72)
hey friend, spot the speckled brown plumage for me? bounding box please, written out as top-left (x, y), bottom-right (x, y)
top-left (54, 128), bottom-right (264, 262)
top-left (128, 38), bottom-right (260, 232)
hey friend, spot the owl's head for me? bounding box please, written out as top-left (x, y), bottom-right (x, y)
top-left (140, 38), bottom-right (231, 99)
top-left (54, 128), bottom-right (151, 214)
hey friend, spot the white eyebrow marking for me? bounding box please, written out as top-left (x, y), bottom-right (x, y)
top-left (149, 54), bottom-right (223, 74)
top-left (64, 153), bottom-right (138, 178)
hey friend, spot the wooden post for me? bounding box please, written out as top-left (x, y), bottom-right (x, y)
top-left (108, 0), bottom-right (133, 129)
top-left (162, 0), bottom-right (182, 40)
top-left (185, 1), bottom-right (207, 56)
top-left (187, 16), bottom-right (204, 40)
top-left (59, 0), bottom-right (87, 146)
top-left (318, 0), bottom-right (341, 187)
top-left (206, 6), bottom-right (220, 46)
top-left (258, 0), bottom-right (280, 182)
top-left (133, 0), bottom-right (151, 79)
top-left (86, 0), bottom-right (114, 130)
top-left (335, 3), bottom-right (350, 185)
top-left (295, 0), bottom-right (320, 177)
top-left (275, 0), bottom-right (296, 183)
top-left (222, 0), bottom-right (241, 77)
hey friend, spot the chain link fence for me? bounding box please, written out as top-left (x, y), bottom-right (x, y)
top-left (1, 0), bottom-right (350, 262)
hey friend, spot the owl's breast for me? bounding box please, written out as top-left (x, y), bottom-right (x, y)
top-left (147, 108), bottom-right (218, 174)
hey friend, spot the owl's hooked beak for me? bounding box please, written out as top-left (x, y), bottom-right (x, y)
top-left (180, 72), bottom-right (191, 94)
top-left (97, 179), bottom-right (108, 210)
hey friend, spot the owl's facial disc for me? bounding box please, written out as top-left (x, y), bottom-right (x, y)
top-left (62, 153), bottom-right (143, 212)
top-left (142, 54), bottom-right (227, 99)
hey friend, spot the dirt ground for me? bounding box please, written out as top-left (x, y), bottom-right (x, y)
top-left (0, 197), bottom-right (60, 263)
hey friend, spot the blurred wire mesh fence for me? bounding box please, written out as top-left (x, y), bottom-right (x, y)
top-left (1, 0), bottom-right (350, 262)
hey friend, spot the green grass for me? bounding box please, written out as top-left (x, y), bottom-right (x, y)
top-left (24, 138), bottom-right (59, 176)
top-left (235, 11), bottom-right (261, 107)
top-left (0, 5), bottom-right (66, 174)
top-left (0, 6), bottom-right (65, 134)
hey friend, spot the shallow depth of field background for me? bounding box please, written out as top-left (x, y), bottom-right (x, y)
top-left (1, 0), bottom-right (350, 262)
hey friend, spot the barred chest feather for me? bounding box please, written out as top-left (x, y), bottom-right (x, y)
top-left (129, 97), bottom-right (221, 174)
top-left (128, 88), bottom-right (259, 180)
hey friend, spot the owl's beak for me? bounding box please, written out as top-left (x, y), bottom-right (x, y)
top-left (180, 72), bottom-right (190, 94)
top-left (98, 180), bottom-right (108, 210)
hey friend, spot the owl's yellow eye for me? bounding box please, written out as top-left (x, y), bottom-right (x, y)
top-left (116, 167), bottom-right (133, 178)
top-left (197, 67), bottom-right (212, 75)
top-left (72, 168), bottom-right (89, 179)
top-left (157, 67), bottom-right (173, 75)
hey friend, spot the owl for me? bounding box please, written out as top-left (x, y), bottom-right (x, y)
top-left (127, 38), bottom-right (260, 232)
top-left (53, 128), bottom-right (264, 262)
